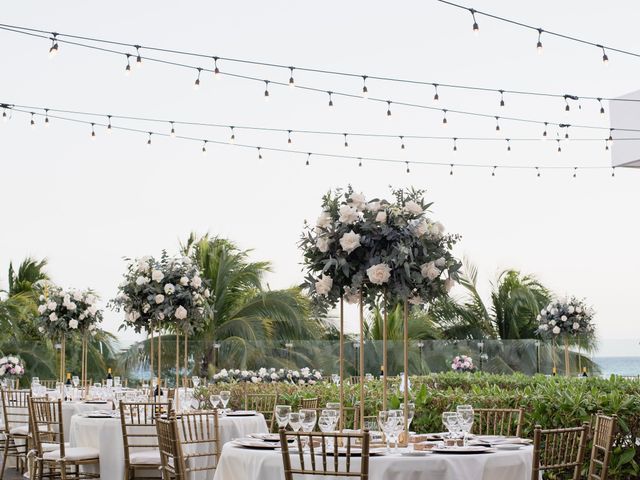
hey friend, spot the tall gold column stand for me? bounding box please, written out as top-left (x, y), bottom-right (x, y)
top-left (564, 336), bottom-right (570, 377)
top-left (175, 331), bottom-right (180, 410)
top-left (149, 328), bottom-right (155, 399)
top-left (382, 291), bottom-right (388, 411)
top-left (157, 327), bottom-right (162, 397)
top-left (402, 300), bottom-right (409, 445)
top-left (339, 298), bottom-right (344, 431)
top-left (59, 336), bottom-right (66, 384)
top-left (358, 296), bottom-right (365, 430)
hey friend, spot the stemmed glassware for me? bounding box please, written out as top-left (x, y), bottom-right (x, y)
top-left (288, 412), bottom-right (302, 433)
top-left (219, 391), bottom-right (231, 411)
top-left (275, 405), bottom-right (292, 430)
top-left (442, 411), bottom-right (461, 441)
top-left (400, 403), bottom-right (415, 432)
top-left (378, 410), bottom-right (403, 453)
top-left (456, 405), bottom-right (474, 446)
top-left (209, 394), bottom-right (221, 409)
top-left (300, 409), bottom-right (317, 450)
top-left (72, 376), bottom-right (80, 388)
top-left (192, 376), bottom-right (201, 388)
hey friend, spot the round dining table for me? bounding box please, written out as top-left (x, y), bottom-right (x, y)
top-left (68, 412), bottom-right (269, 480)
top-left (213, 442), bottom-right (534, 480)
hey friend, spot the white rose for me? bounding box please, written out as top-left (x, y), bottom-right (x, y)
top-left (339, 230), bottom-right (361, 254)
top-left (366, 201), bottom-right (381, 212)
top-left (68, 319), bottom-right (79, 329)
top-left (39, 295), bottom-right (45, 301)
top-left (575, 306), bottom-right (582, 313)
top-left (428, 222), bottom-right (445, 239)
top-left (38, 326), bottom-right (45, 333)
top-left (154, 294), bottom-right (165, 304)
top-left (408, 295), bottom-right (423, 305)
top-left (412, 219), bottom-right (429, 237)
top-left (204, 289), bottom-right (211, 298)
top-left (79, 313), bottom-right (85, 320)
top-left (37, 304), bottom-right (47, 314)
top-left (49, 312), bottom-right (58, 322)
top-left (541, 309), bottom-right (547, 315)
top-left (552, 326), bottom-right (561, 335)
top-left (404, 200), bottom-right (423, 215)
top-left (375, 211), bottom-right (387, 224)
top-left (315, 274), bottom-right (333, 296)
top-left (435, 257), bottom-right (446, 268)
top-left (88, 305), bottom-right (98, 316)
top-left (573, 322), bottom-right (580, 330)
top-left (539, 324), bottom-right (548, 331)
top-left (73, 291), bottom-right (83, 302)
top-left (190, 276), bottom-right (202, 288)
top-left (567, 306), bottom-right (575, 314)
top-left (47, 301), bottom-right (57, 310)
top-left (421, 261), bottom-right (441, 281)
top-left (180, 276), bottom-right (189, 286)
top-left (316, 236), bottom-right (332, 253)
top-left (549, 320), bottom-right (556, 326)
top-left (63, 295), bottom-right (71, 306)
top-left (366, 263), bottom-right (391, 285)
top-left (175, 306), bottom-right (188, 320)
top-left (67, 302), bottom-right (77, 311)
top-left (349, 192), bottom-right (366, 211)
top-left (444, 277), bottom-right (455, 293)
top-left (135, 276), bottom-right (149, 286)
top-left (550, 308), bottom-right (558, 315)
top-left (343, 287), bottom-right (361, 305)
top-left (561, 315), bottom-right (567, 322)
top-left (142, 303), bottom-right (150, 313)
top-left (316, 211), bottom-right (332, 228)
top-left (151, 270), bottom-right (164, 282)
top-left (164, 283), bottom-right (175, 295)
top-left (338, 204), bottom-right (360, 225)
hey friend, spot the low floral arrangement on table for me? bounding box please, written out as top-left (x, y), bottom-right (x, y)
top-left (536, 297), bottom-right (595, 338)
top-left (451, 355), bottom-right (476, 373)
top-left (0, 356), bottom-right (25, 379)
top-left (299, 186), bottom-right (461, 309)
top-left (110, 252), bottom-right (211, 334)
top-left (211, 367), bottom-right (323, 385)
top-left (36, 285), bottom-right (103, 337)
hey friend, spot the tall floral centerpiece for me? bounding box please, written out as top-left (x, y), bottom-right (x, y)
top-left (111, 253), bottom-right (210, 390)
top-left (536, 297), bottom-right (595, 376)
top-left (0, 356), bottom-right (26, 389)
top-left (300, 186), bottom-right (461, 428)
top-left (36, 286), bottom-right (103, 382)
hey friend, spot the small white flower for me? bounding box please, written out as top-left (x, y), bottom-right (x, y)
top-left (343, 287), bottom-right (361, 305)
top-left (338, 204), bottom-right (360, 225)
top-left (38, 326), bottom-right (45, 333)
top-left (68, 319), bottom-right (79, 329)
top-left (47, 301), bottom-right (57, 311)
top-left (154, 294), bottom-right (165, 304)
top-left (573, 322), bottom-right (580, 330)
top-left (427, 221), bottom-right (445, 239)
top-left (67, 302), bottom-right (77, 311)
top-left (39, 295), bottom-right (45, 301)
top-left (366, 263), bottom-right (391, 285)
top-left (175, 306), bottom-right (188, 320)
top-left (164, 283), bottom-right (175, 295)
top-left (561, 315), bottom-right (567, 322)
top-left (136, 276), bottom-right (150, 286)
top-left (315, 274), bottom-right (333, 296)
top-left (190, 276), bottom-right (202, 289)
top-left (444, 277), bottom-right (456, 293)
top-left (567, 306), bottom-right (575, 314)
top-left (552, 326), bottom-right (561, 335)
top-left (404, 200), bottom-right (423, 215)
top-left (37, 304), bottom-right (47, 314)
top-left (575, 306), bottom-right (583, 313)
top-left (435, 257), bottom-right (446, 268)
top-left (73, 291), bottom-right (83, 302)
top-left (142, 303), bottom-right (150, 313)
top-left (316, 211), bottom-right (332, 228)
top-left (408, 295), bottom-right (423, 305)
top-left (349, 192), bottom-right (367, 211)
top-left (204, 289), bottom-right (211, 298)
top-left (375, 211), bottom-right (387, 224)
top-left (339, 230), bottom-right (361, 254)
top-left (366, 201), bottom-right (381, 212)
top-left (541, 309), bottom-right (547, 315)
top-left (549, 320), bottom-right (556, 326)
top-left (539, 324), bottom-right (548, 331)
top-left (412, 219), bottom-right (429, 237)
top-left (420, 261), bottom-right (441, 281)
top-left (316, 236), bottom-right (332, 253)
top-left (49, 312), bottom-right (58, 322)
top-left (151, 270), bottom-right (164, 282)
top-left (88, 305), bottom-right (98, 316)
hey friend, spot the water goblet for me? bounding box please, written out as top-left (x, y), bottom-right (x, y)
top-left (400, 402), bottom-right (416, 431)
top-left (288, 412), bottom-right (302, 433)
top-left (442, 412), bottom-right (461, 441)
top-left (456, 405), bottom-right (474, 446)
top-left (300, 409), bottom-right (317, 450)
top-left (275, 405), bottom-right (292, 429)
top-left (377, 411), bottom-right (395, 453)
top-left (219, 390), bottom-right (231, 411)
top-left (209, 394), bottom-right (221, 409)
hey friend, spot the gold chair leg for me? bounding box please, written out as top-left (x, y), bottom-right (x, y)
top-left (0, 436), bottom-right (11, 480)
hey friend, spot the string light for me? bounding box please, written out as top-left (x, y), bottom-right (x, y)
top-left (305, 153), bottom-right (311, 166)
top-left (327, 91), bottom-right (333, 107)
top-left (49, 33), bottom-right (59, 57)
top-left (358, 158), bottom-right (363, 167)
top-left (469, 8), bottom-right (479, 35)
top-left (170, 122), bottom-right (176, 138)
top-left (202, 140), bottom-right (207, 154)
top-left (406, 161), bottom-right (410, 174)
top-left (147, 132), bottom-right (152, 145)
top-left (90, 123), bottom-right (96, 139)
top-left (564, 97), bottom-right (571, 113)
top-left (536, 29), bottom-right (543, 54)
top-left (263, 81), bottom-right (270, 100)
top-left (536, 167), bottom-right (541, 177)
top-left (30, 112), bottom-right (35, 127)
top-left (343, 133), bottom-right (348, 148)
top-left (288, 130), bottom-right (293, 144)
top-left (442, 109), bottom-right (448, 126)
top-left (257, 147), bottom-right (262, 160)
top-left (453, 137), bottom-right (458, 152)
top-left (491, 166), bottom-right (497, 177)
top-left (362, 76), bottom-right (368, 98)
top-left (386, 101), bottom-right (392, 117)
top-left (598, 98), bottom-right (605, 115)
top-left (229, 126), bottom-right (235, 143)
top-left (495, 116), bottom-right (500, 132)
top-left (213, 57), bottom-right (220, 77)
top-left (608, 129), bottom-right (614, 142)
top-left (2, 107), bottom-right (7, 122)
top-left (611, 167), bottom-right (616, 177)
top-left (450, 164), bottom-right (454, 175)
top-left (288, 67), bottom-right (295, 87)
top-left (135, 45), bottom-right (143, 67)
top-left (44, 109), bottom-right (50, 126)
top-left (564, 126), bottom-right (570, 139)
top-left (605, 140), bottom-right (609, 151)
top-left (557, 140), bottom-right (562, 153)
top-left (433, 84), bottom-right (439, 102)
top-left (194, 68), bottom-right (202, 89)
top-left (573, 167), bottom-right (578, 178)
top-left (124, 55), bottom-right (131, 75)
top-left (506, 139), bottom-right (511, 152)
top-left (399, 136), bottom-right (405, 150)
top-left (107, 115), bottom-right (112, 133)
top-left (542, 122), bottom-right (548, 137)
top-left (600, 45), bottom-right (609, 65)
top-left (499, 90), bottom-right (505, 107)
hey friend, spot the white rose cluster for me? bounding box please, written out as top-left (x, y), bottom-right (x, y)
top-left (36, 285), bottom-right (103, 338)
top-left (211, 367), bottom-right (323, 385)
top-left (536, 297), bottom-right (595, 339)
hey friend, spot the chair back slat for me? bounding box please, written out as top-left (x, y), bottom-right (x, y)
top-left (156, 413), bottom-right (188, 480)
top-left (279, 428), bottom-right (370, 480)
top-left (177, 409), bottom-right (220, 473)
top-left (473, 408), bottom-right (524, 437)
top-left (300, 398), bottom-right (319, 409)
top-left (245, 393), bottom-right (278, 431)
top-left (588, 414), bottom-right (617, 480)
top-left (28, 398), bottom-right (65, 457)
top-left (1, 389), bottom-right (31, 432)
top-left (119, 400), bottom-right (171, 466)
top-left (532, 423), bottom-right (589, 480)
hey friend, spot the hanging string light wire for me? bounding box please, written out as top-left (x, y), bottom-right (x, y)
top-left (0, 22), bottom-right (638, 109)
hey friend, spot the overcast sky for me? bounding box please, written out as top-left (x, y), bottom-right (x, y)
top-left (1, 1), bottom-right (638, 356)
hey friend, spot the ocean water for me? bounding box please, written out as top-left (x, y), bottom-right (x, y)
top-left (594, 356), bottom-right (640, 377)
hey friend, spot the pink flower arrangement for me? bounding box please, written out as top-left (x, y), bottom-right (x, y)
top-left (451, 355), bottom-right (476, 373)
top-left (0, 356), bottom-right (25, 378)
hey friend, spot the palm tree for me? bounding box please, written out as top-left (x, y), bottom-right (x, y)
top-left (6, 257), bottom-right (49, 298)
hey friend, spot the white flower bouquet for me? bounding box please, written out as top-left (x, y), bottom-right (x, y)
top-left (35, 286), bottom-right (103, 338)
top-left (110, 252), bottom-right (211, 333)
top-left (536, 297), bottom-right (595, 338)
top-left (0, 356), bottom-right (25, 379)
top-left (451, 355), bottom-right (476, 373)
top-left (300, 186), bottom-right (462, 309)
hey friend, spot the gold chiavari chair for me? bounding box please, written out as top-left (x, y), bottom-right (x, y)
top-left (244, 394), bottom-right (278, 432)
top-left (176, 410), bottom-right (220, 478)
top-left (38, 380), bottom-right (58, 390)
top-left (531, 423), bottom-right (589, 480)
top-left (300, 397), bottom-right (319, 409)
top-left (349, 376), bottom-right (361, 385)
top-left (587, 414), bottom-right (617, 480)
top-left (119, 401), bottom-right (172, 480)
top-left (353, 415), bottom-right (378, 432)
top-left (0, 389), bottom-right (32, 479)
top-left (473, 408), bottom-right (524, 438)
top-left (29, 397), bottom-right (99, 480)
top-left (339, 404), bottom-right (360, 431)
top-left (279, 428), bottom-right (370, 480)
top-left (156, 413), bottom-right (186, 480)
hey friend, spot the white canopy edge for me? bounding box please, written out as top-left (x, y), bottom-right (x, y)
top-left (610, 89), bottom-right (640, 168)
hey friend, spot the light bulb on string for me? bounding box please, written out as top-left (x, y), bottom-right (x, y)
top-left (135, 46), bottom-right (143, 68)
top-left (564, 127), bottom-right (570, 139)
top-left (557, 139), bottom-right (562, 153)
top-left (611, 167), bottom-right (616, 177)
top-left (573, 167), bottom-right (578, 178)
top-left (406, 161), bottom-right (410, 174)
top-left (124, 55), bottom-right (132, 75)
top-left (442, 109), bottom-right (448, 126)
top-left (194, 68), bottom-right (202, 89)
top-left (229, 126), bottom-right (235, 143)
top-left (400, 136), bottom-right (405, 150)
top-left (386, 101), bottom-right (392, 117)
top-left (470, 8), bottom-right (479, 35)
top-left (305, 153), bottom-right (311, 166)
top-left (362, 76), bottom-right (368, 99)
top-left (542, 122), bottom-right (548, 137)
top-left (264, 81), bottom-right (270, 101)
top-left (106, 115), bottom-right (112, 134)
top-left (327, 91), bottom-right (334, 107)
top-left (213, 57), bottom-right (220, 78)
top-left (343, 133), bottom-right (349, 148)
top-left (257, 147), bottom-right (263, 160)
top-left (147, 132), bottom-right (152, 146)
top-left (2, 107), bottom-right (7, 122)
top-left (288, 130), bottom-right (293, 144)
top-left (30, 112), bottom-right (35, 127)
top-left (491, 166), bottom-right (497, 177)
top-left (288, 67), bottom-right (295, 87)
top-left (433, 84), bottom-right (440, 102)
top-left (499, 90), bottom-right (505, 107)
top-left (452, 137), bottom-right (458, 152)
top-left (495, 116), bottom-right (500, 132)
top-left (536, 167), bottom-right (541, 178)
top-left (90, 123), bottom-right (96, 139)
top-left (608, 129), bottom-right (614, 142)
top-left (598, 98), bottom-right (605, 115)
top-left (49, 34), bottom-right (59, 57)
top-left (600, 45), bottom-right (609, 65)
top-left (506, 139), bottom-right (511, 152)
top-left (170, 122), bottom-right (176, 138)
top-left (536, 29), bottom-right (543, 54)
top-left (449, 164), bottom-right (454, 176)
top-left (202, 140), bottom-right (207, 154)
top-left (358, 158), bottom-right (363, 167)
top-left (44, 109), bottom-right (50, 127)
top-left (605, 139), bottom-right (610, 151)
top-left (564, 97), bottom-right (571, 113)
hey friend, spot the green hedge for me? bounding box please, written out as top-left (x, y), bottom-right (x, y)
top-left (198, 372), bottom-right (640, 479)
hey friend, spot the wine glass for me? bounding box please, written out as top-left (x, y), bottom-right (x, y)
top-left (275, 405), bottom-right (292, 429)
top-left (209, 394), bottom-right (221, 409)
top-left (288, 412), bottom-right (302, 433)
top-left (388, 410), bottom-right (404, 453)
top-left (114, 376), bottom-right (121, 388)
top-left (377, 411), bottom-right (395, 453)
top-left (32, 377), bottom-right (40, 386)
top-left (300, 409), bottom-right (317, 450)
top-left (442, 412), bottom-right (460, 440)
top-left (456, 405), bottom-right (474, 446)
top-left (219, 391), bottom-right (231, 411)
top-left (72, 376), bottom-right (80, 388)
top-left (192, 376), bottom-right (201, 388)
top-left (400, 402), bottom-right (416, 431)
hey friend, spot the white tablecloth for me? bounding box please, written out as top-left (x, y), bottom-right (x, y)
top-left (69, 413), bottom-right (268, 480)
top-left (213, 443), bottom-right (533, 480)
